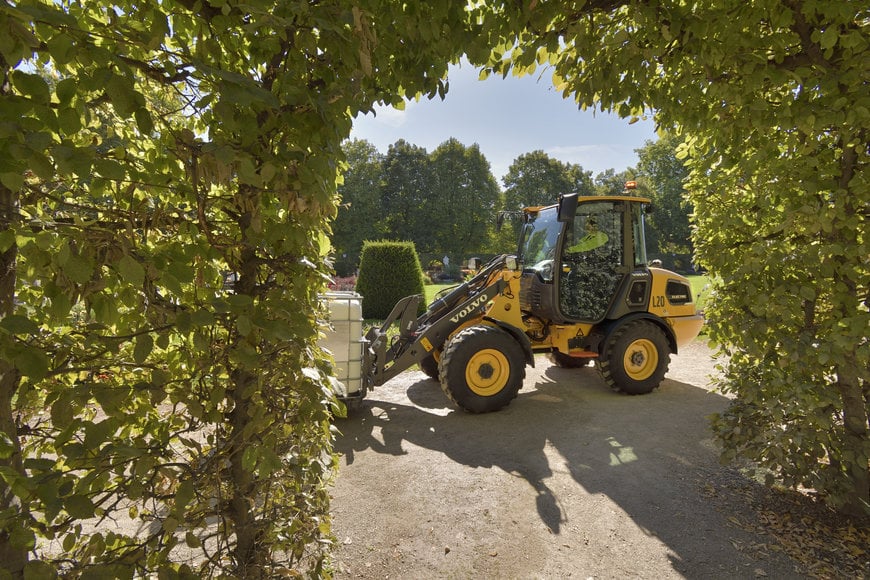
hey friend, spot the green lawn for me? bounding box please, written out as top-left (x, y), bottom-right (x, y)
top-left (686, 274), bottom-right (711, 312)
top-left (424, 282), bottom-right (459, 304)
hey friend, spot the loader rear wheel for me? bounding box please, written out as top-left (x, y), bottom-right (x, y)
top-left (599, 320), bottom-right (670, 395)
top-left (439, 325), bottom-right (525, 413)
top-left (419, 353), bottom-right (440, 380)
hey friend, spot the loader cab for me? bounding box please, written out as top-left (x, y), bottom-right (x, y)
top-left (518, 194), bottom-right (651, 323)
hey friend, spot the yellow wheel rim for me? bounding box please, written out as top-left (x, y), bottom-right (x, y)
top-left (623, 338), bottom-right (658, 381)
top-left (466, 348), bottom-right (510, 396)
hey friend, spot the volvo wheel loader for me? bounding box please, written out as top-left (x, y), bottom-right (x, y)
top-left (357, 188), bottom-right (704, 413)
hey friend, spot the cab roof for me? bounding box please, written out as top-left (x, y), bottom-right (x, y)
top-left (523, 195), bottom-right (652, 214)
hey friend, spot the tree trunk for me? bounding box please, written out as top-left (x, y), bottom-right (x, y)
top-left (836, 359), bottom-right (870, 516)
top-left (832, 139), bottom-right (869, 516)
top-left (0, 181), bottom-right (26, 576)
top-left (226, 187), bottom-right (265, 576)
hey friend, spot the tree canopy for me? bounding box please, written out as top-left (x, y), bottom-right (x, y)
top-left (0, 0), bottom-right (866, 577)
top-left (429, 138), bottom-right (501, 261)
top-left (502, 150), bottom-right (595, 210)
top-left (0, 0), bottom-right (475, 575)
top-left (334, 137), bottom-right (693, 274)
top-left (635, 133), bottom-right (693, 265)
top-left (332, 139), bottom-right (383, 277)
top-left (335, 137), bottom-right (514, 274)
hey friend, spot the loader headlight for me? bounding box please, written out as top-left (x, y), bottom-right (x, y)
top-left (505, 256), bottom-right (518, 271)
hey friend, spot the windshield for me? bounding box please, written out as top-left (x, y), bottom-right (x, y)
top-left (518, 207), bottom-right (562, 267)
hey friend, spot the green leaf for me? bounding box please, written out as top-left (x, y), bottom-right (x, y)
top-left (15, 346), bottom-right (49, 380)
top-left (62, 532), bottom-right (76, 552)
top-left (12, 71), bottom-right (50, 104)
top-left (104, 74), bottom-right (137, 118)
top-left (46, 32), bottom-right (76, 65)
top-left (175, 480), bottom-right (194, 513)
top-left (151, 369), bottom-right (170, 386)
top-left (64, 494), bottom-right (95, 519)
top-left (133, 334), bottom-right (153, 364)
top-left (0, 13), bottom-right (38, 64)
top-left (237, 157), bottom-right (261, 186)
top-left (117, 254), bottom-right (145, 287)
top-left (0, 172), bottom-right (24, 191)
top-left (0, 314), bottom-right (40, 335)
top-left (227, 294), bottom-right (253, 308)
top-left (55, 78), bottom-right (77, 104)
top-left (163, 517), bottom-right (179, 533)
top-left (236, 315), bottom-right (253, 336)
top-left (50, 392), bottom-right (74, 429)
top-left (168, 261), bottom-right (195, 284)
top-left (135, 108), bottom-right (154, 134)
top-left (256, 447), bottom-right (283, 478)
top-left (242, 446), bottom-right (259, 472)
top-left (28, 151), bottom-right (54, 179)
top-left (93, 158), bottom-right (126, 180)
top-left (62, 253), bottom-right (93, 284)
top-left (10, 524), bottom-right (36, 550)
top-left (190, 309), bottom-right (215, 327)
top-left (185, 531), bottom-right (202, 548)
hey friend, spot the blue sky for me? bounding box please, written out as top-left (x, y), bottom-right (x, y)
top-left (349, 59), bottom-right (659, 184)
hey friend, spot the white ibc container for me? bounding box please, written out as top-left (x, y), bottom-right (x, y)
top-left (319, 291), bottom-right (365, 396)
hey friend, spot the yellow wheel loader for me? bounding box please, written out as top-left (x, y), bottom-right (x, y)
top-left (358, 189), bottom-right (704, 413)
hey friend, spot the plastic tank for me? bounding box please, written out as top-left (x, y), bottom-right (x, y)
top-left (319, 291), bottom-right (365, 397)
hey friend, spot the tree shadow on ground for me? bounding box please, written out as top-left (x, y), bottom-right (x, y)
top-left (333, 361), bottom-right (813, 576)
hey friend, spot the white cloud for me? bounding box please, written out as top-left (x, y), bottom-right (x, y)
top-left (546, 144), bottom-right (636, 175)
top-left (358, 99), bottom-right (418, 129)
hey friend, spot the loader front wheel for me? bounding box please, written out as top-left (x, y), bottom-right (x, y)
top-left (599, 320), bottom-right (670, 395)
top-left (419, 353), bottom-right (440, 380)
top-left (439, 325), bottom-right (525, 413)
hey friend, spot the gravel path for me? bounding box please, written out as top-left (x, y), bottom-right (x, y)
top-left (328, 342), bottom-right (813, 578)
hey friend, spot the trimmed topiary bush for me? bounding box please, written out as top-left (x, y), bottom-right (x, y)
top-left (356, 240), bottom-right (426, 319)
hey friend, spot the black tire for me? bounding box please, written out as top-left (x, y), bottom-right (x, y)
top-left (549, 350), bottom-right (592, 368)
top-left (419, 353), bottom-right (440, 380)
top-left (599, 320), bottom-right (670, 395)
top-left (439, 325), bottom-right (526, 413)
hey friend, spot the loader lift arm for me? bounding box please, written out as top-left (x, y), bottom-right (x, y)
top-left (362, 254), bottom-right (513, 392)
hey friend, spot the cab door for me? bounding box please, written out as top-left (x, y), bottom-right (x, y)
top-left (557, 202), bottom-right (627, 322)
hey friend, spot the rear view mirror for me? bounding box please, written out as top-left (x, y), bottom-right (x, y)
top-left (557, 193), bottom-right (578, 223)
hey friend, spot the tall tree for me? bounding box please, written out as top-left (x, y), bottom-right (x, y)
top-left (429, 138), bottom-right (500, 263)
top-left (635, 135), bottom-right (693, 260)
top-left (593, 168), bottom-right (635, 196)
top-left (483, 0), bottom-right (868, 515)
top-left (502, 150), bottom-right (594, 211)
top-left (334, 139), bottom-right (383, 276)
top-left (380, 140), bottom-right (435, 247)
top-left (501, 151), bottom-right (593, 242)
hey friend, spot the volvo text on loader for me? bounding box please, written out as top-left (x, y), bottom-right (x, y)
top-left (358, 187), bottom-right (704, 413)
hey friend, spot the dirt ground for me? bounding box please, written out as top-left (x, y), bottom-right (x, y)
top-left (329, 342), bottom-right (869, 579)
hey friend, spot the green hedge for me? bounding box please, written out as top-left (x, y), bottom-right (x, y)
top-left (356, 241), bottom-right (426, 319)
